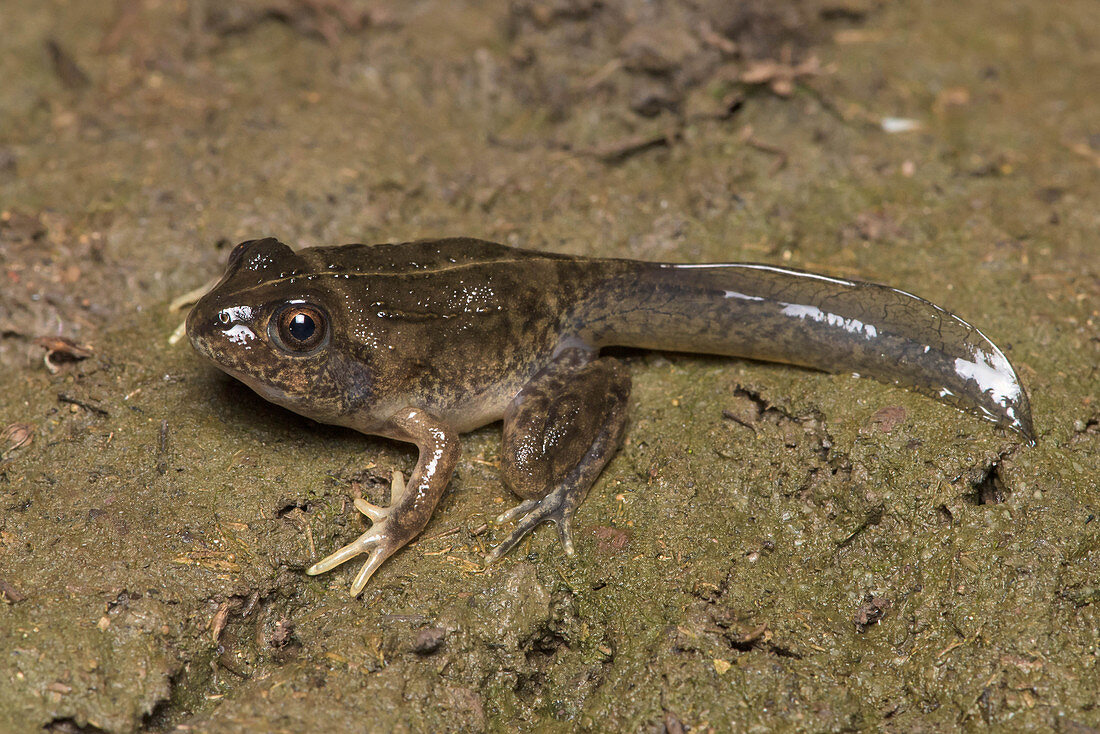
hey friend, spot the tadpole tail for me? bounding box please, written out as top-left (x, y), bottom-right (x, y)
top-left (579, 261), bottom-right (1034, 443)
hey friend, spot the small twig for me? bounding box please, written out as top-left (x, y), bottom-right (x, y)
top-left (58, 392), bottom-right (109, 416)
top-left (169, 276), bottom-right (220, 312)
top-left (722, 409), bottom-right (757, 433)
top-left (582, 130), bottom-right (678, 164)
top-left (937, 637), bottom-right (966, 660)
top-left (422, 527), bottom-right (461, 543)
top-left (156, 419), bottom-right (170, 475)
top-left (738, 125), bottom-right (788, 172)
top-left (169, 275), bottom-right (221, 345)
top-left (1065, 139), bottom-right (1100, 168)
top-left (583, 58), bottom-right (623, 91)
top-left (99, 0), bottom-right (143, 54)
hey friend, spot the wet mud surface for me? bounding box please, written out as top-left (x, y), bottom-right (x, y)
top-left (1, 0), bottom-right (1098, 731)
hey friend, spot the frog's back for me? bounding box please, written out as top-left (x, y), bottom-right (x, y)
top-left (294, 238), bottom-right (603, 355)
top-left (298, 237), bottom-right (572, 276)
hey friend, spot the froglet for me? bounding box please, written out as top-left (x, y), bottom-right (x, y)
top-left (187, 237), bottom-right (1034, 595)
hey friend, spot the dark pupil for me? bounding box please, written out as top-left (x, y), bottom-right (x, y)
top-left (288, 313), bottom-right (315, 342)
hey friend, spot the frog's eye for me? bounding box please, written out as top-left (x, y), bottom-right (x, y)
top-left (273, 304), bottom-right (328, 353)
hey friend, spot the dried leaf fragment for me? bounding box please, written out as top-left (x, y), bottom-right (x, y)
top-left (2, 423), bottom-right (34, 452)
top-left (45, 38), bottom-right (91, 90)
top-left (0, 579), bottom-right (26, 604)
top-left (210, 602), bottom-right (232, 643)
top-left (854, 595), bottom-right (892, 631)
top-left (867, 405), bottom-right (907, 433)
top-left (34, 336), bottom-right (93, 373)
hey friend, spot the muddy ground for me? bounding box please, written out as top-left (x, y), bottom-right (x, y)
top-left (1, 0), bottom-right (1098, 731)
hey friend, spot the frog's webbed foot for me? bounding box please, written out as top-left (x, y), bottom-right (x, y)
top-left (305, 408), bottom-right (460, 596)
top-left (486, 490), bottom-right (578, 563)
top-left (306, 470), bottom-right (406, 596)
top-left (487, 349), bottom-right (631, 566)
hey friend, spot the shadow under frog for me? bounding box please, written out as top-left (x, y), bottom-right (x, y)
top-left (186, 237), bottom-right (1034, 596)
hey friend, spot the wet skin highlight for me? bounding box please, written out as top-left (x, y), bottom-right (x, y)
top-left (186, 237), bottom-right (1034, 595)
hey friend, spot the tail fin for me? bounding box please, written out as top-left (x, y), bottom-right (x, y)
top-left (579, 261), bottom-right (1034, 443)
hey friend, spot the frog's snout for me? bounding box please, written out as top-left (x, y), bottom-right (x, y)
top-left (185, 302), bottom-right (229, 362)
top-left (184, 301), bottom-right (211, 345)
top-left (187, 302), bottom-right (263, 362)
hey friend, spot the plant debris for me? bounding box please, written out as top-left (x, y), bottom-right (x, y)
top-left (582, 130), bottom-right (678, 163)
top-left (412, 627), bottom-right (447, 655)
top-left (738, 51), bottom-right (829, 97)
top-left (203, 0), bottom-right (379, 45)
top-left (854, 595), bottom-right (892, 631)
top-left (57, 391), bottom-right (109, 416)
top-left (34, 337), bottom-right (93, 374)
top-left (0, 579), bottom-right (26, 604)
top-left (1, 422), bottom-right (34, 453)
top-left (44, 38), bottom-right (91, 90)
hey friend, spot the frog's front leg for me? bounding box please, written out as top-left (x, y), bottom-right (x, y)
top-left (306, 407), bottom-right (460, 596)
top-left (487, 348), bottom-right (631, 563)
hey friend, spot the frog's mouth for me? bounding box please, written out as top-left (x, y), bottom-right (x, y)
top-left (236, 372), bottom-right (299, 409)
top-left (198, 350), bottom-right (302, 414)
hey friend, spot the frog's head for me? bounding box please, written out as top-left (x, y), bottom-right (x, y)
top-left (186, 238), bottom-right (372, 424)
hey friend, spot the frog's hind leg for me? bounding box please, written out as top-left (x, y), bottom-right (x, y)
top-left (487, 348), bottom-right (631, 563)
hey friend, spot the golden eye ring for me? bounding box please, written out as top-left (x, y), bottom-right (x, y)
top-left (273, 304), bottom-right (328, 353)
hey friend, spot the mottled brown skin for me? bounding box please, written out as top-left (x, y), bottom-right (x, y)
top-left (187, 237), bottom-right (1034, 595)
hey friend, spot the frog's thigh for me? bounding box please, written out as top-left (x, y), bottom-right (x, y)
top-left (489, 349), bottom-right (631, 562)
